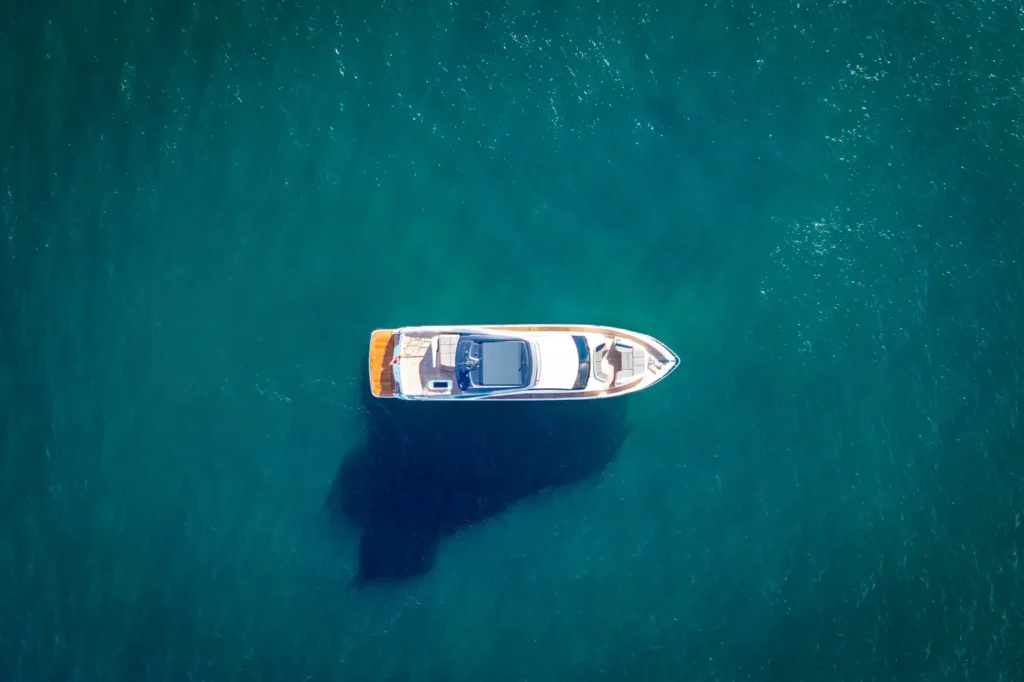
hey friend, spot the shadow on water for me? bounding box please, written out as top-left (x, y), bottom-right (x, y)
top-left (324, 358), bottom-right (631, 586)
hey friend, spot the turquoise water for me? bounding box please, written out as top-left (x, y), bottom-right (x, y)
top-left (2, 0), bottom-right (1023, 680)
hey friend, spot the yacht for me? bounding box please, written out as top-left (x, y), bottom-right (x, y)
top-left (367, 324), bottom-right (678, 401)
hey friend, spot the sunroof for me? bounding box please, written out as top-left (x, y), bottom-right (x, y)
top-left (480, 340), bottom-right (526, 386)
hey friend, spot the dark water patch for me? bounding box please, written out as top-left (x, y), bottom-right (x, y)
top-left (325, 358), bottom-right (631, 585)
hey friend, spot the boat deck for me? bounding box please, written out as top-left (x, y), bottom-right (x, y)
top-left (393, 332), bottom-right (465, 397)
top-left (368, 329), bottom-right (396, 398)
top-left (487, 325), bottom-right (672, 399)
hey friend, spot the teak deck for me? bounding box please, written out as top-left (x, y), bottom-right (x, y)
top-left (368, 329), bottom-right (396, 398)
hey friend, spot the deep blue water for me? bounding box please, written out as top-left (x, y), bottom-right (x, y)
top-left (2, 0), bottom-right (1023, 680)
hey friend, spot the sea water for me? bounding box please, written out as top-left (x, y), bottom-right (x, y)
top-left (2, 1), bottom-right (1022, 680)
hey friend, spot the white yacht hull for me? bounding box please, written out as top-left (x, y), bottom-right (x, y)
top-left (368, 324), bottom-right (678, 401)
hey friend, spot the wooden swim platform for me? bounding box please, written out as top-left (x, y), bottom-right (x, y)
top-left (368, 329), bottom-right (396, 398)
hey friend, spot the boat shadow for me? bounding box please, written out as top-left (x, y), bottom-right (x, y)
top-left (324, 357), bottom-right (632, 586)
